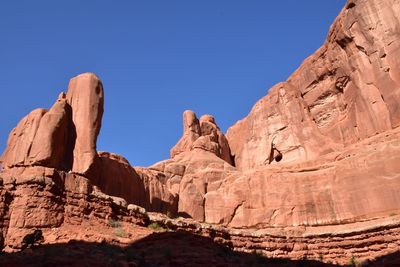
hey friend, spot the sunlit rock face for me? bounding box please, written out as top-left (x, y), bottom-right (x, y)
top-left (152, 0), bottom-right (400, 228)
top-left (0, 72), bottom-right (104, 175)
top-left (227, 0), bottom-right (400, 170)
top-left (170, 110), bottom-right (233, 166)
top-left (0, 96), bottom-right (72, 170)
top-left (66, 73), bottom-right (104, 175)
top-left (1, 0), bottom-right (400, 265)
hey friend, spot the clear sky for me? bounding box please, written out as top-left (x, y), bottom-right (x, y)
top-left (0, 0), bottom-right (346, 167)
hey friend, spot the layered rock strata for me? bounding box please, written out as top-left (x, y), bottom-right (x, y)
top-left (1, 0), bottom-right (400, 265)
top-left (227, 0), bottom-right (400, 170)
top-left (149, 212), bottom-right (400, 265)
top-left (0, 166), bottom-right (148, 251)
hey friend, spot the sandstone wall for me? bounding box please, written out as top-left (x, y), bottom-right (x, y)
top-left (227, 0), bottom-right (400, 170)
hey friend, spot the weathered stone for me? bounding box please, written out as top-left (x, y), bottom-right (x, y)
top-left (1, 1), bottom-right (400, 265)
top-left (1, 109), bottom-right (46, 167)
top-left (227, 0), bottom-right (400, 170)
top-left (95, 151), bottom-right (177, 214)
top-left (170, 110), bottom-right (233, 165)
top-left (28, 96), bottom-right (72, 170)
top-left (66, 72), bottom-right (104, 175)
top-left (0, 95), bottom-right (72, 170)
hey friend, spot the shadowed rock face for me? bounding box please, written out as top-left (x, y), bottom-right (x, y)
top-left (95, 151), bottom-right (178, 214)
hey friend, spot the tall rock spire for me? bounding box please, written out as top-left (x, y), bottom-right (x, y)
top-left (66, 73), bottom-right (104, 175)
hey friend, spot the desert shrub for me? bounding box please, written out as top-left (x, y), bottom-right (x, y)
top-left (114, 227), bottom-right (129, 238)
top-left (148, 222), bottom-right (165, 232)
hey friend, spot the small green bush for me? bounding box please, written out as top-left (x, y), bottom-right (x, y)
top-left (114, 227), bottom-right (129, 238)
top-left (148, 222), bottom-right (165, 232)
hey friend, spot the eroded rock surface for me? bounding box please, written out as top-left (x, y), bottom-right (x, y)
top-left (0, 94), bottom-right (72, 170)
top-left (0, 166), bottom-right (148, 251)
top-left (66, 73), bottom-right (104, 175)
top-left (96, 151), bottom-right (177, 214)
top-left (227, 0), bottom-right (400, 170)
top-left (1, 0), bottom-right (400, 265)
top-left (171, 110), bottom-right (233, 165)
top-left (0, 73), bottom-right (103, 175)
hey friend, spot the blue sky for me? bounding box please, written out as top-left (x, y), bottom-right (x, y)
top-left (0, 0), bottom-right (345, 167)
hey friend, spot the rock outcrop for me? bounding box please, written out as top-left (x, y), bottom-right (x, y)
top-left (0, 94), bottom-right (72, 170)
top-left (66, 73), bottom-right (104, 175)
top-left (0, 72), bottom-right (176, 220)
top-left (205, 127), bottom-right (400, 227)
top-left (0, 73), bottom-right (103, 175)
top-left (145, 0), bottom-right (400, 228)
top-left (149, 212), bottom-right (400, 265)
top-left (95, 151), bottom-right (177, 214)
top-left (1, 0), bottom-right (400, 265)
top-left (227, 0), bottom-right (400, 170)
top-left (171, 110), bottom-right (233, 165)
top-left (0, 166), bottom-right (149, 251)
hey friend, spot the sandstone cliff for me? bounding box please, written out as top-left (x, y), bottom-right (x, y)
top-left (1, 0), bottom-right (400, 265)
top-left (227, 0), bottom-right (400, 170)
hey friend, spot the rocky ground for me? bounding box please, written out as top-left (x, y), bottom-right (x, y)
top-left (0, 217), bottom-right (399, 266)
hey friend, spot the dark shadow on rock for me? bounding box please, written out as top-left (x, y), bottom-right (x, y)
top-left (177, 211), bottom-right (192, 219)
top-left (93, 154), bottom-right (178, 215)
top-left (63, 102), bottom-right (76, 172)
top-left (0, 230), bottom-right (374, 267)
top-left (367, 251), bottom-right (400, 266)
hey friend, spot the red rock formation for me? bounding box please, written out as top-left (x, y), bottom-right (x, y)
top-left (227, 0), bottom-right (400, 170)
top-left (206, 128), bottom-right (400, 227)
top-left (145, 0), bottom-right (400, 229)
top-left (170, 110), bottom-right (201, 158)
top-left (1, 0), bottom-right (400, 265)
top-left (149, 212), bottom-right (400, 265)
top-left (0, 72), bottom-right (177, 223)
top-left (171, 110), bottom-right (233, 165)
top-left (0, 166), bottom-right (148, 251)
top-left (95, 151), bottom-right (177, 214)
top-left (66, 73), bottom-right (104, 175)
top-left (0, 94), bottom-right (72, 170)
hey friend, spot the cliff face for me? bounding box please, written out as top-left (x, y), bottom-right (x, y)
top-left (227, 0), bottom-right (400, 170)
top-left (1, 0), bottom-right (400, 265)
